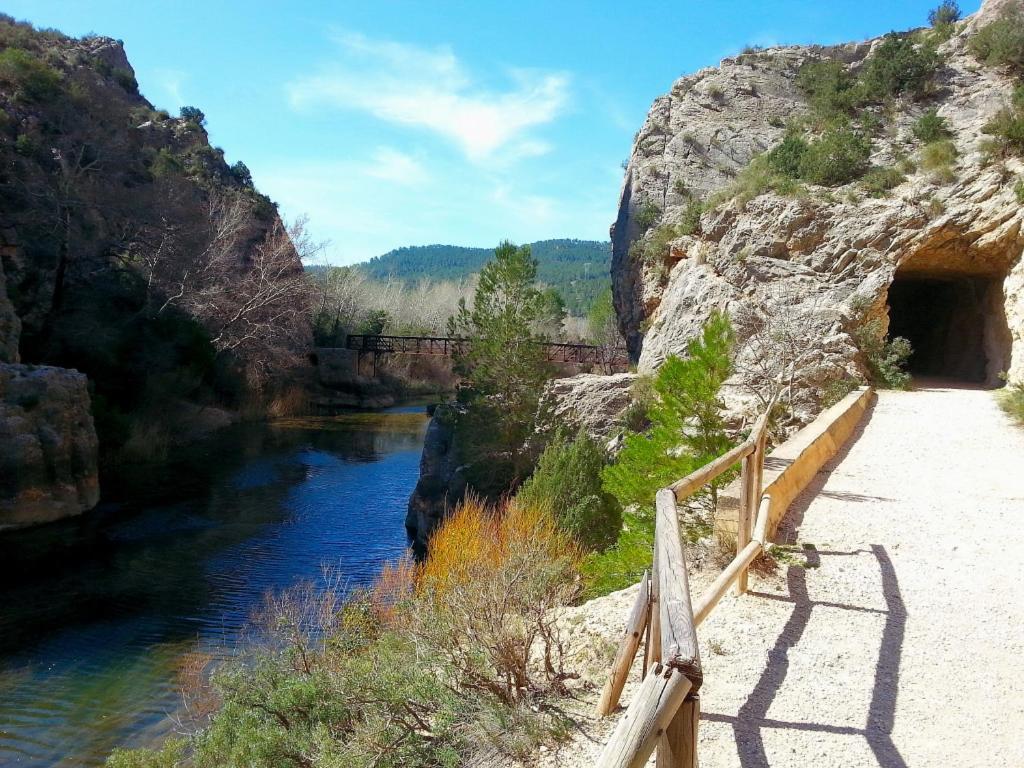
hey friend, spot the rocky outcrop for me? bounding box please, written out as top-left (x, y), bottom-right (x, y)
top-left (0, 364), bottom-right (99, 529)
top-left (405, 405), bottom-right (468, 552)
top-left (538, 373), bottom-right (637, 440)
top-left (612, 0), bottom-right (1024, 423)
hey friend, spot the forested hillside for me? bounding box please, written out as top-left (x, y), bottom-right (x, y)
top-left (360, 238), bottom-right (611, 315)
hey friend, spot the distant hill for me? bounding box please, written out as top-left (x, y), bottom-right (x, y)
top-left (359, 239), bottom-right (611, 315)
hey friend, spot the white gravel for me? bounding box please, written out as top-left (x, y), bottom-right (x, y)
top-left (513, 385), bottom-right (1024, 768)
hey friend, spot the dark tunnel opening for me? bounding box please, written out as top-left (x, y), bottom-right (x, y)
top-left (886, 274), bottom-right (1011, 385)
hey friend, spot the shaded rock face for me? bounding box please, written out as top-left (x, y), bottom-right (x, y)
top-left (0, 251), bottom-right (19, 364)
top-left (0, 365), bottom-right (99, 529)
top-left (612, 0), bottom-right (1024, 418)
top-left (405, 405), bottom-right (468, 552)
top-left (538, 373), bottom-right (637, 440)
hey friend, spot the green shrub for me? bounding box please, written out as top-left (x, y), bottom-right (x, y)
top-left (820, 377), bottom-right (862, 408)
top-left (796, 59), bottom-right (860, 119)
top-left (998, 383), bottom-right (1024, 424)
top-left (920, 139), bottom-right (958, 181)
top-left (766, 132), bottom-right (810, 176)
top-left (1015, 178), bottom-right (1024, 204)
top-left (635, 222), bottom-right (680, 264)
top-left (913, 109), bottom-right (952, 142)
top-left (797, 127), bottom-right (872, 186)
top-left (634, 199), bottom-right (660, 232)
top-left (179, 105), bottom-right (206, 124)
top-left (0, 47), bottom-right (61, 102)
top-left (580, 511), bottom-right (655, 598)
top-left (14, 132), bottom-right (39, 157)
top-left (982, 85), bottom-right (1024, 157)
top-left (708, 153), bottom-right (805, 209)
top-left (678, 198), bottom-right (704, 235)
top-left (969, 9), bottom-right (1024, 74)
top-left (516, 430), bottom-right (622, 551)
top-left (859, 33), bottom-right (939, 102)
top-left (149, 147), bottom-right (183, 178)
top-left (113, 67), bottom-right (138, 93)
top-left (929, 1), bottom-right (961, 27)
top-left (852, 318), bottom-right (912, 388)
top-left (860, 165), bottom-right (906, 197)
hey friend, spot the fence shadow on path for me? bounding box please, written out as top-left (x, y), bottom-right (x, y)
top-left (703, 395), bottom-right (910, 767)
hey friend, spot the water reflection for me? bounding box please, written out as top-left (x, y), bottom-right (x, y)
top-left (0, 409), bottom-right (428, 767)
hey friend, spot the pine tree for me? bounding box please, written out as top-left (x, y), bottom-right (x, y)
top-left (602, 312), bottom-right (734, 510)
top-left (448, 242), bottom-right (554, 482)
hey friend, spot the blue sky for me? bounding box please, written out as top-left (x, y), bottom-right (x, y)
top-left (11, 1), bottom-right (981, 264)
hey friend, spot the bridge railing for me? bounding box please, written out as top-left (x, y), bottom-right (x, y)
top-left (594, 404), bottom-right (775, 768)
top-left (343, 334), bottom-right (629, 369)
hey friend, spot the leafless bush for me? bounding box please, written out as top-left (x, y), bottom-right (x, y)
top-left (732, 285), bottom-right (836, 412)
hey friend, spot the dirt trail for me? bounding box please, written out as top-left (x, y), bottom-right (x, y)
top-left (525, 385), bottom-right (1024, 768)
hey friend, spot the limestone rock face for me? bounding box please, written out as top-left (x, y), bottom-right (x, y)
top-left (0, 364), bottom-right (100, 529)
top-left (538, 373), bottom-right (637, 440)
top-left (405, 405), bottom-right (468, 552)
top-left (612, 0), bottom-right (1024, 419)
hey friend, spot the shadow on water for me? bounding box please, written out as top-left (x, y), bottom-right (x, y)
top-left (0, 408), bottom-right (429, 767)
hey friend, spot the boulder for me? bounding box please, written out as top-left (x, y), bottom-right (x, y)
top-left (0, 364), bottom-right (100, 529)
top-left (538, 373), bottom-right (637, 440)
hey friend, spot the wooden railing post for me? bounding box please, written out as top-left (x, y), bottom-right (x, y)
top-left (658, 695), bottom-right (699, 768)
top-left (735, 450), bottom-right (755, 596)
top-left (596, 571), bottom-right (652, 716)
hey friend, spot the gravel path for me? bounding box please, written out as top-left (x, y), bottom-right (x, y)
top-left (519, 385), bottom-right (1024, 768)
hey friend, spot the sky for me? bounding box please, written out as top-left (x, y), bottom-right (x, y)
top-left (10, 0), bottom-right (983, 264)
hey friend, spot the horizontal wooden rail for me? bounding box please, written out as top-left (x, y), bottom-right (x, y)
top-left (669, 439), bottom-right (754, 499)
top-left (693, 496), bottom-right (771, 626)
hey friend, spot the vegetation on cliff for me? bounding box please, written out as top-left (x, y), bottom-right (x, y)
top-left (0, 16), bottom-right (312, 462)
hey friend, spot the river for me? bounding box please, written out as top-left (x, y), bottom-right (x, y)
top-left (0, 405), bottom-right (430, 767)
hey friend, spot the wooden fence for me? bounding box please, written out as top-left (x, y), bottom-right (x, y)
top-left (594, 405), bottom-right (774, 768)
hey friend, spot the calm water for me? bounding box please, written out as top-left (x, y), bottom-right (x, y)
top-left (0, 406), bottom-right (430, 767)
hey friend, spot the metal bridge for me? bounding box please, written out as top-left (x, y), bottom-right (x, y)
top-left (344, 334), bottom-right (630, 374)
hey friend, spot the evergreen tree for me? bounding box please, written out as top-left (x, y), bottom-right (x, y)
top-left (516, 430), bottom-right (623, 551)
top-left (448, 242), bottom-right (554, 482)
top-left (602, 312), bottom-right (734, 509)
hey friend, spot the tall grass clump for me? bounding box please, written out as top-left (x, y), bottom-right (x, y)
top-left (982, 85), bottom-right (1024, 158)
top-left (108, 497), bottom-right (581, 768)
top-left (998, 383), bottom-right (1024, 425)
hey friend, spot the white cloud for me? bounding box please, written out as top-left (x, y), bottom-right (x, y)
top-left (152, 68), bottom-right (187, 109)
top-left (364, 146), bottom-right (429, 185)
top-left (287, 31), bottom-right (570, 162)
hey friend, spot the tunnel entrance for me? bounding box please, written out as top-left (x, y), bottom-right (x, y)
top-left (887, 273), bottom-right (1010, 385)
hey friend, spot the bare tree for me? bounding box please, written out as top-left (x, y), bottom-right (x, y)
top-left (732, 284), bottom-right (836, 413)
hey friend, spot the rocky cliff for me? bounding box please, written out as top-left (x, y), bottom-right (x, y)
top-left (0, 17), bottom-right (307, 525)
top-left (612, 0), bottom-right (1024, 423)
